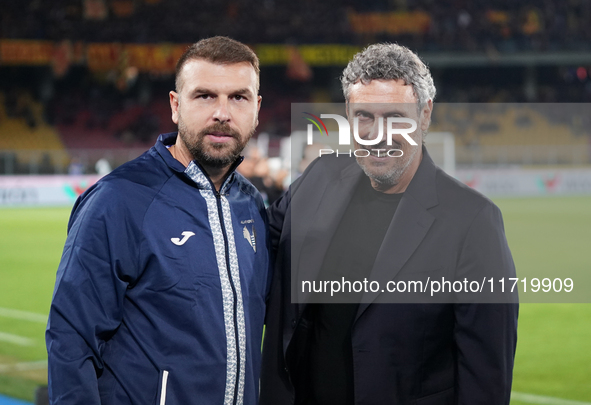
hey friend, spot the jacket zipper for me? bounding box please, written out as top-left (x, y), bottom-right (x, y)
top-left (215, 190), bottom-right (241, 405)
top-left (189, 159), bottom-right (243, 405)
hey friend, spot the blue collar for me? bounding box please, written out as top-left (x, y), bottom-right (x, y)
top-left (155, 132), bottom-right (243, 193)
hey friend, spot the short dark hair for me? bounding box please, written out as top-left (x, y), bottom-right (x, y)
top-left (175, 36), bottom-right (260, 92)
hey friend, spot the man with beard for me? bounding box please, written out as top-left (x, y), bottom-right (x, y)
top-left (260, 43), bottom-right (518, 404)
top-left (47, 37), bottom-right (270, 405)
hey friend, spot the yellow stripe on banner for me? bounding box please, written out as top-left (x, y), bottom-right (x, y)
top-left (255, 44), bottom-right (361, 66)
top-left (0, 40), bottom-right (361, 69)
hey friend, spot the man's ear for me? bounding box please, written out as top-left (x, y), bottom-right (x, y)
top-left (169, 91), bottom-right (180, 124)
top-left (255, 95), bottom-right (262, 127)
top-left (420, 99), bottom-right (433, 132)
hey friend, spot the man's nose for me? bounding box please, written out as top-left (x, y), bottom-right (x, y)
top-left (212, 98), bottom-right (231, 123)
top-left (365, 117), bottom-right (384, 141)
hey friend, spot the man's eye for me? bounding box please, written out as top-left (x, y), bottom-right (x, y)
top-left (197, 94), bottom-right (211, 99)
top-left (355, 112), bottom-right (372, 120)
top-left (233, 95), bottom-right (246, 101)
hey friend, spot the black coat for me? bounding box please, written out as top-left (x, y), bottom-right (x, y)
top-left (261, 149), bottom-right (518, 405)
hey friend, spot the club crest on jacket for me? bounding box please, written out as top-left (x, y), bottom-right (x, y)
top-left (243, 225), bottom-right (257, 252)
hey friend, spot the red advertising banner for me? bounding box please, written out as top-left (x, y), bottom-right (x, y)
top-left (0, 40), bottom-right (357, 70)
top-left (85, 43), bottom-right (189, 72)
top-left (0, 40), bottom-right (54, 65)
top-left (125, 44), bottom-right (189, 73)
top-left (86, 43), bottom-right (122, 71)
top-left (348, 11), bottom-right (431, 35)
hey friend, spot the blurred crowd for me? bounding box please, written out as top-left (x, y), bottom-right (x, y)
top-left (1, 0), bottom-right (591, 52)
top-left (2, 0), bottom-right (591, 183)
top-left (237, 143), bottom-right (290, 206)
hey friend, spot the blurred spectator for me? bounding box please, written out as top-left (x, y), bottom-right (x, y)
top-left (68, 157), bottom-right (84, 175)
top-left (238, 143), bottom-right (286, 206)
top-left (95, 157), bottom-right (112, 175)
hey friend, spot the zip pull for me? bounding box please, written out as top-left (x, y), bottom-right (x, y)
top-left (215, 189), bottom-right (230, 199)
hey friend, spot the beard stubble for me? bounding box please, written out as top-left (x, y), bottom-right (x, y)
top-left (178, 117), bottom-right (255, 169)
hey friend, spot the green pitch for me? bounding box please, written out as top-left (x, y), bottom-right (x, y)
top-left (0, 206), bottom-right (70, 400)
top-left (495, 197), bottom-right (591, 404)
top-left (0, 197), bottom-right (590, 402)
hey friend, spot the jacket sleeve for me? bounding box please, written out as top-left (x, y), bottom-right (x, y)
top-left (267, 187), bottom-right (290, 257)
top-left (267, 156), bottom-right (323, 257)
top-left (46, 184), bottom-right (140, 404)
top-left (454, 202), bottom-right (519, 404)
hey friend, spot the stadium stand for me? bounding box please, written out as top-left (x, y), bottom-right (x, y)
top-left (0, 0), bottom-right (590, 173)
top-left (0, 91), bottom-right (69, 174)
top-left (2, 0), bottom-right (591, 52)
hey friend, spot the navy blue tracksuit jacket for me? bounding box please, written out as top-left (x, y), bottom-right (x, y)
top-left (47, 133), bottom-right (271, 405)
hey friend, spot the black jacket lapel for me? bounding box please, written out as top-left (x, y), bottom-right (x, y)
top-left (357, 148), bottom-right (439, 318)
top-left (293, 159), bottom-right (364, 303)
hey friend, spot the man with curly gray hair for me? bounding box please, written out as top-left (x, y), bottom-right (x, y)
top-left (340, 43), bottom-right (437, 193)
top-left (261, 43), bottom-right (518, 405)
top-left (341, 43), bottom-right (436, 110)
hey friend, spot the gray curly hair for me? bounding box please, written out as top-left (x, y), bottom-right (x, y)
top-left (341, 43), bottom-right (436, 108)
